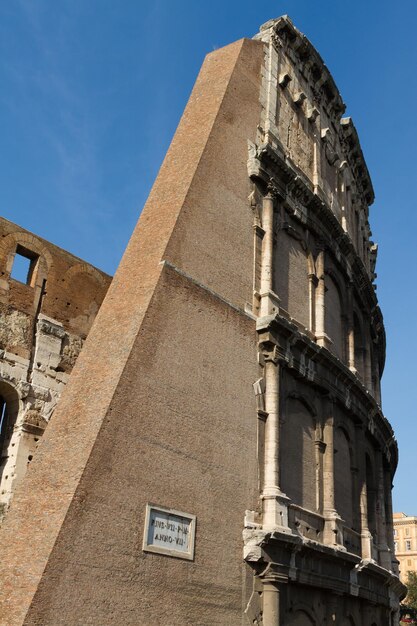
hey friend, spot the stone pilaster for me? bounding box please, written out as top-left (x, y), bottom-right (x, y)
top-left (347, 282), bottom-right (356, 373)
top-left (322, 397), bottom-right (344, 548)
top-left (261, 344), bottom-right (290, 531)
top-left (315, 249), bottom-right (332, 350)
top-left (356, 424), bottom-right (373, 560)
top-left (259, 190), bottom-right (280, 318)
top-left (261, 580), bottom-right (281, 626)
top-left (376, 451), bottom-right (392, 570)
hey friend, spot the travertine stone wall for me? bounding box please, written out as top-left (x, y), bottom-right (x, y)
top-left (0, 217), bottom-right (111, 517)
top-left (245, 16), bottom-right (404, 626)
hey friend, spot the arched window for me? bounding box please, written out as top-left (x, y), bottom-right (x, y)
top-left (281, 397), bottom-right (317, 512)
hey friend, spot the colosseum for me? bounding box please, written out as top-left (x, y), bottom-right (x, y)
top-left (0, 15), bottom-right (405, 626)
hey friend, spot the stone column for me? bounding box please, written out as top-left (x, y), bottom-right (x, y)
top-left (263, 357), bottom-right (280, 496)
top-left (347, 282), bottom-right (356, 372)
top-left (376, 451), bottom-right (391, 570)
top-left (356, 424), bottom-right (373, 560)
top-left (315, 430), bottom-right (326, 514)
top-left (315, 250), bottom-right (325, 339)
top-left (364, 328), bottom-right (373, 391)
top-left (315, 249), bottom-right (331, 350)
top-left (262, 581), bottom-right (281, 626)
top-left (322, 398), bottom-right (343, 547)
top-left (308, 273), bottom-right (318, 334)
top-left (384, 467), bottom-right (398, 574)
top-left (312, 125), bottom-right (323, 195)
top-left (262, 349), bottom-right (289, 531)
top-left (259, 191), bottom-right (279, 318)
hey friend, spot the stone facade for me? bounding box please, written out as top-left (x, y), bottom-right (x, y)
top-left (242, 17), bottom-right (405, 625)
top-left (0, 16), bottom-right (405, 626)
top-left (0, 217), bottom-right (111, 518)
top-left (393, 513), bottom-right (417, 584)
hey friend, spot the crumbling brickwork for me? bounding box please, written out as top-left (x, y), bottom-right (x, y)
top-left (0, 217), bottom-right (111, 517)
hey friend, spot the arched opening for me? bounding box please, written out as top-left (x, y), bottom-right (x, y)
top-left (353, 311), bottom-right (365, 381)
top-left (334, 427), bottom-right (354, 528)
top-left (274, 232), bottom-right (310, 329)
top-left (370, 342), bottom-right (381, 402)
top-left (281, 397), bottom-right (317, 512)
top-left (325, 274), bottom-right (344, 360)
top-left (289, 609), bottom-right (316, 625)
top-left (366, 453), bottom-right (377, 539)
top-left (0, 382), bottom-right (20, 499)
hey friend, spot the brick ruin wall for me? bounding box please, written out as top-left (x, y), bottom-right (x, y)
top-left (0, 217), bottom-right (111, 517)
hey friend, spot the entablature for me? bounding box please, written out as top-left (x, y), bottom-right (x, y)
top-left (256, 312), bottom-right (397, 472)
top-left (340, 117), bottom-right (374, 206)
top-left (244, 526), bottom-right (405, 603)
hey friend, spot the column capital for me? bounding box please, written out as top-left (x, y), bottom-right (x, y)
top-left (266, 180), bottom-right (280, 200)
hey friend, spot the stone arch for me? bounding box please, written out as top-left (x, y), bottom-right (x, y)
top-left (0, 232), bottom-right (54, 278)
top-left (61, 264), bottom-right (108, 336)
top-left (334, 426), bottom-right (354, 527)
top-left (306, 252), bottom-right (317, 333)
top-left (307, 251), bottom-right (316, 276)
top-left (0, 381), bottom-right (20, 486)
top-left (281, 395), bottom-right (317, 512)
top-left (324, 270), bottom-right (345, 360)
top-left (287, 391), bottom-right (317, 418)
top-left (288, 608), bottom-right (316, 625)
top-left (64, 263), bottom-right (107, 288)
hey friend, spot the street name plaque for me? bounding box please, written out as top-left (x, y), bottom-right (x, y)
top-left (142, 504), bottom-right (196, 560)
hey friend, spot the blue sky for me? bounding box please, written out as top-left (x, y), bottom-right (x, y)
top-left (0, 1), bottom-right (416, 513)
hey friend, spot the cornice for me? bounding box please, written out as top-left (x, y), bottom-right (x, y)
top-left (244, 525), bottom-right (405, 603)
top-left (258, 15), bottom-right (345, 118)
top-left (255, 15), bottom-right (374, 208)
top-left (340, 117), bottom-right (374, 206)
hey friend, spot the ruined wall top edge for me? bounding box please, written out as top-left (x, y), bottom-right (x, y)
top-left (255, 15), bottom-right (374, 209)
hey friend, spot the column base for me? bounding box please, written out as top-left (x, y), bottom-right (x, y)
top-left (360, 529), bottom-right (374, 561)
top-left (378, 543), bottom-right (393, 571)
top-left (261, 490), bottom-right (291, 532)
top-left (323, 509), bottom-right (345, 549)
top-left (316, 333), bottom-right (333, 351)
top-left (259, 289), bottom-right (281, 317)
